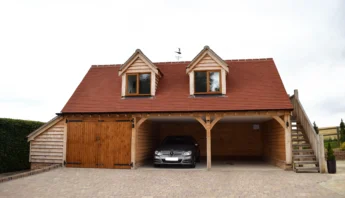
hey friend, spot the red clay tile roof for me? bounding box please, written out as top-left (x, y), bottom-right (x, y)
top-left (61, 58), bottom-right (293, 113)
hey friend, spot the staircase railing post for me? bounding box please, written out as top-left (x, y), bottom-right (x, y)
top-left (319, 134), bottom-right (326, 173)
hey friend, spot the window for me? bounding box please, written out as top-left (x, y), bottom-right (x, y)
top-left (194, 71), bottom-right (220, 94)
top-left (126, 73), bottom-right (151, 95)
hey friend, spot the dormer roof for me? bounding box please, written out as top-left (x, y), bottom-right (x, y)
top-left (118, 49), bottom-right (163, 77)
top-left (186, 46), bottom-right (229, 74)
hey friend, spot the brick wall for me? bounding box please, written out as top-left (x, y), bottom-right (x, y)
top-left (31, 162), bottom-right (60, 170)
top-left (334, 151), bottom-right (345, 160)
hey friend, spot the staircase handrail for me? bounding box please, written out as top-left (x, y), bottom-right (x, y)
top-left (290, 90), bottom-right (325, 173)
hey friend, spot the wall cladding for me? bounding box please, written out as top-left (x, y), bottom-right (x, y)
top-left (158, 122), bottom-right (263, 158)
top-left (30, 119), bottom-right (65, 165)
top-left (136, 121), bottom-right (159, 167)
top-left (262, 119), bottom-right (286, 167)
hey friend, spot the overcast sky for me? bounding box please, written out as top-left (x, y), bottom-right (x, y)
top-left (0, 0), bottom-right (344, 127)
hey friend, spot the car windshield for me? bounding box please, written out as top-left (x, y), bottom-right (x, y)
top-left (163, 137), bottom-right (194, 145)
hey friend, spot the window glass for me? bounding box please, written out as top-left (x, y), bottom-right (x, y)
top-left (209, 71), bottom-right (220, 92)
top-left (139, 73), bottom-right (151, 94)
top-left (127, 75), bottom-right (137, 94)
top-left (195, 71), bottom-right (207, 93)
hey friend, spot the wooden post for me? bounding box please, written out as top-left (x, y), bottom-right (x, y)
top-left (131, 117), bottom-right (137, 169)
top-left (318, 134), bottom-right (326, 173)
top-left (294, 89), bottom-right (299, 99)
top-left (284, 114), bottom-right (292, 165)
top-left (206, 114), bottom-right (211, 170)
top-left (63, 118), bottom-right (68, 165)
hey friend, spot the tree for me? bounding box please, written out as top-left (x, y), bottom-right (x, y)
top-left (340, 119), bottom-right (345, 143)
top-left (313, 121), bottom-right (319, 134)
top-left (327, 142), bottom-right (335, 161)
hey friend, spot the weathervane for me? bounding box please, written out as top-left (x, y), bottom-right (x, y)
top-left (175, 48), bottom-right (182, 61)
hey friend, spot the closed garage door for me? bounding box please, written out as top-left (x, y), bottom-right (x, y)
top-left (66, 120), bottom-right (132, 169)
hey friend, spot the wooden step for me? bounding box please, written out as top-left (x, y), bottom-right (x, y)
top-left (294, 161), bottom-right (318, 165)
top-left (292, 143), bottom-right (311, 147)
top-left (293, 154), bottom-right (316, 158)
top-left (292, 149), bottom-right (314, 153)
top-left (292, 139), bottom-right (307, 142)
top-left (291, 134), bottom-right (304, 137)
top-left (295, 167), bottom-right (319, 172)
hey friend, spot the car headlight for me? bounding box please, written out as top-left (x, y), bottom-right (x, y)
top-left (155, 151), bottom-right (162, 155)
top-left (182, 151), bottom-right (192, 156)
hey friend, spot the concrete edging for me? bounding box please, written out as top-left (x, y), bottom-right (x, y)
top-left (0, 164), bottom-right (61, 183)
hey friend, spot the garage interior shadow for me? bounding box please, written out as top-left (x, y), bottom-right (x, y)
top-left (135, 116), bottom-right (282, 171)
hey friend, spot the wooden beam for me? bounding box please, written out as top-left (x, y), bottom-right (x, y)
top-left (136, 118), bottom-right (148, 129)
top-left (272, 116), bottom-right (285, 129)
top-left (131, 117), bottom-right (137, 169)
top-left (206, 114), bottom-right (211, 170)
top-left (195, 117), bottom-right (206, 129)
top-left (284, 114), bottom-right (292, 165)
top-left (210, 117), bottom-right (222, 130)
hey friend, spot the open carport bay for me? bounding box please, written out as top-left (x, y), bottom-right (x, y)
top-left (135, 116), bottom-right (286, 169)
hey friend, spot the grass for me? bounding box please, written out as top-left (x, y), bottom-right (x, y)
top-left (324, 139), bottom-right (340, 149)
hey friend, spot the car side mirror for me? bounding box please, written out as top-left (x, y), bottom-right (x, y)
top-left (195, 143), bottom-right (199, 147)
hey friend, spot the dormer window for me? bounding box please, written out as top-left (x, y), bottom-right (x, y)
top-left (194, 70), bottom-right (221, 94)
top-left (186, 46), bottom-right (229, 96)
top-left (118, 49), bottom-right (163, 97)
top-left (127, 73), bottom-right (151, 95)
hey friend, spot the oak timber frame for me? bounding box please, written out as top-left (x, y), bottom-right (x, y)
top-left (63, 109), bottom-right (292, 170)
top-left (63, 110), bottom-right (292, 170)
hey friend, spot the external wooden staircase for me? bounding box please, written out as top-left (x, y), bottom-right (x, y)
top-left (290, 90), bottom-right (326, 173)
top-left (291, 118), bottom-right (319, 172)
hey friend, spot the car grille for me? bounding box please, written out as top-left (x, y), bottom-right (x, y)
top-left (161, 151), bottom-right (183, 155)
top-left (162, 159), bottom-right (182, 163)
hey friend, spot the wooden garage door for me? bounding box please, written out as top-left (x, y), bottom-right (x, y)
top-left (66, 120), bottom-right (132, 169)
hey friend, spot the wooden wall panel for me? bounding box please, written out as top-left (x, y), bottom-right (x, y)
top-left (126, 57), bottom-right (152, 73)
top-left (262, 119), bottom-right (286, 166)
top-left (159, 122), bottom-right (262, 158)
top-left (30, 119), bottom-right (65, 164)
top-left (194, 54), bottom-right (222, 68)
top-left (212, 123), bottom-right (263, 158)
top-left (159, 122), bottom-right (207, 156)
top-left (135, 120), bottom-right (159, 167)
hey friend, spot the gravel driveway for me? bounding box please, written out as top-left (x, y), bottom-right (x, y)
top-left (0, 167), bottom-right (342, 198)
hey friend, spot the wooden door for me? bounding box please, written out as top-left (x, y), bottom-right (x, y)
top-left (98, 121), bottom-right (132, 169)
top-left (81, 122), bottom-right (99, 168)
top-left (66, 120), bottom-right (132, 169)
top-left (66, 121), bottom-right (84, 167)
top-left (113, 121), bottom-right (132, 169)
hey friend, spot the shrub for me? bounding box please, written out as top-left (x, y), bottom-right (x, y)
top-left (341, 142), bottom-right (345, 151)
top-left (327, 142), bottom-right (336, 161)
top-left (340, 119), bottom-right (345, 143)
top-left (0, 118), bottom-right (44, 173)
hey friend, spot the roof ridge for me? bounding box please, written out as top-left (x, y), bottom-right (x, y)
top-left (90, 58), bottom-right (274, 68)
top-left (225, 58), bottom-right (273, 62)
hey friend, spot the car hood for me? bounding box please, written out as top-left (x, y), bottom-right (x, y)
top-left (157, 144), bottom-right (195, 151)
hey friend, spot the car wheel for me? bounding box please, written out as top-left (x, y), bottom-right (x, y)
top-left (154, 164), bottom-right (160, 168)
top-left (190, 158), bottom-right (196, 168)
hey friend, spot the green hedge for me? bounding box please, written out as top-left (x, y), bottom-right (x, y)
top-left (0, 118), bottom-right (44, 173)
